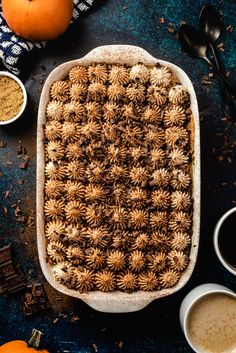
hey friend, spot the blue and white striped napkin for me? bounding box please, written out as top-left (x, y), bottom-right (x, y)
top-left (0, 0), bottom-right (94, 75)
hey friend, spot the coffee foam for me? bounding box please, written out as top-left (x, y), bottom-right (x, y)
top-left (187, 293), bottom-right (236, 353)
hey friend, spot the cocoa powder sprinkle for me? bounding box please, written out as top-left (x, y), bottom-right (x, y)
top-left (0, 77), bottom-right (24, 121)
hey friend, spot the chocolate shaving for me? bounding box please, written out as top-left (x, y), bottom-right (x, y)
top-left (22, 283), bottom-right (51, 317)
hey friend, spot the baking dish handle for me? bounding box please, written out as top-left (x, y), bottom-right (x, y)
top-left (80, 44), bottom-right (158, 66)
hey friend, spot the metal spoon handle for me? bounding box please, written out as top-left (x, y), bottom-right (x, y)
top-left (210, 43), bottom-right (223, 72)
top-left (210, 43), bottom-right (236, 120)
top-left (204, 56), bottom-right (236, 97)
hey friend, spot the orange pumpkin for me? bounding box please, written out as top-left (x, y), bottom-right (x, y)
top-left (2, 0), bottom-right (73, 41)
top-left (0, 329), bottom-right (49, 353)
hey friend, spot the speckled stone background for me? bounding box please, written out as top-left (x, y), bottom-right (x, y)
top-left (0, 0), bottom-right (236, 352)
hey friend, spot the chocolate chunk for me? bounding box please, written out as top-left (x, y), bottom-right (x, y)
top-left (22, 283), bottom-right (50, 316)
top-left (17, 145), bottom-right (27, 156)
top-left (0, 245), bottom-right (26, 295)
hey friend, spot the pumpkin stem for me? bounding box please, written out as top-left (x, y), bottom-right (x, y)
top-left (27, 329), bottom-right (44, 349)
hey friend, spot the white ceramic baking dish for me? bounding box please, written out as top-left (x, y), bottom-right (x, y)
top-left (37, 45), bottom-right (200, 313)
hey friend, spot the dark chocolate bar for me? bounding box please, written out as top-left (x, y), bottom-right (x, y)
top-left (0, 245), bottom-right (26, 295)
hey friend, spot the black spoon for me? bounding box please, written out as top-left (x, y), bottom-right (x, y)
top-left (179, 24), bottom-right (236, 97)
top-left (199, 4), bottom-right (236, 120)
top-left (199, 5), bottom-right (221, 47)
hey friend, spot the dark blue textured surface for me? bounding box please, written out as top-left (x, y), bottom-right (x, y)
top-left (0, 1), bottom-right (236, 352)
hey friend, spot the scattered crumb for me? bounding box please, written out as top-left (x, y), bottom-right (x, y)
top-left (14, 206), bottom-right (26, 223)
top-left (71, 315), bottom-right (80, 323)
top-left (0, 141), bottom-right (7, 148)
top-left (92, 343), bottom-right (98, 352)
top-left (23, 154), bottom-right (31, 162)
top-left (118, 341), bottom-right (124, 348)
top-left (168, 27), bottom-right (175, 34)
top-left (27, 216), bottom-right (35, 228)
top-left (19, 162), bottom-right (28, 170)
top-left (201, 75), bottom-right (213, 85)
top-left (217, 155), bottom-right (224, 162)
top-left (217, 42), bottom-right (225, 52)
top-left (226, 25), bottom-right (233, 32)
top-left (4, 190), bottom-right (10, 198)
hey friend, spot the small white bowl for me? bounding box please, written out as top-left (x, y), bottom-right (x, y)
top-left (0, 71), bottom-right (27, 126)
top-left (213, 207), bottom-right (236, 276)
top-left (179, 283), bottom-right (236, 353)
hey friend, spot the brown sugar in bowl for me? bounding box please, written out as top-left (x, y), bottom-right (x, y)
top-left (0, 71), bottom-right (27, 126)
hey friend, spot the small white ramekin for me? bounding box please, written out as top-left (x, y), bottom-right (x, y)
top-left (179, 283), bottom-right (236, 353)
top-left (0, 71), bottom-right (27, 126)
top-left (213, 207), bottom-right (236, 276)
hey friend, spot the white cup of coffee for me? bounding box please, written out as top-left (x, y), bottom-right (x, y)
top-left (179, 283), bottom-right (236, 353)
top-left (213, 207), bottom-right (236, 276)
